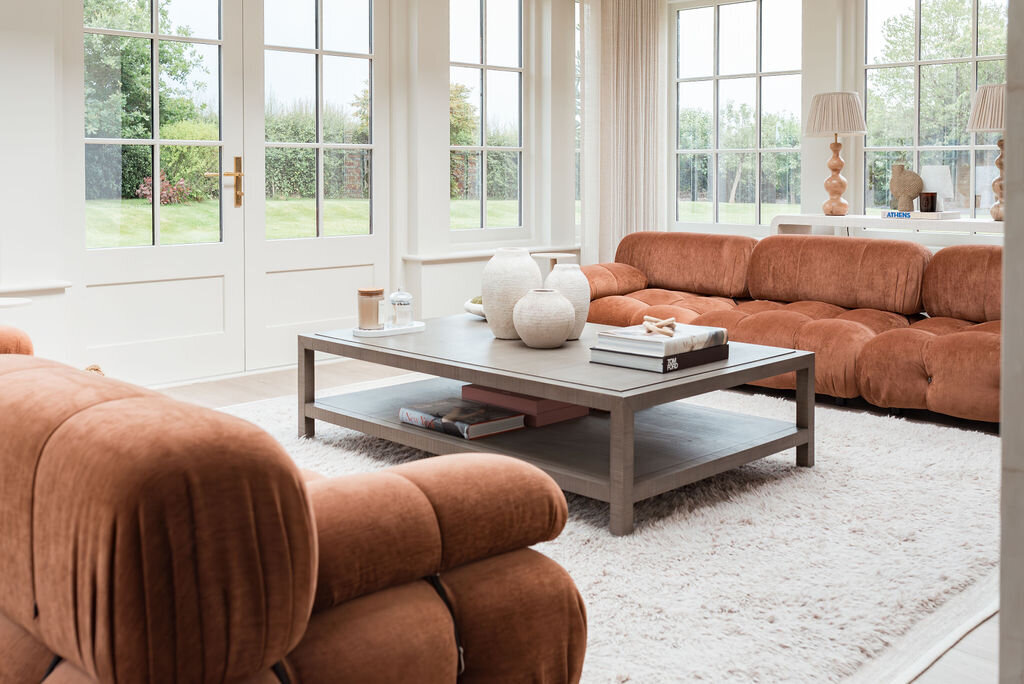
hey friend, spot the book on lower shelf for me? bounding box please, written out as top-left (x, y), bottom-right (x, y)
top-left (398, 398), bottom-right (525, 439)
top-left (461, 385), bottom-right (590, 427)
top-left (595, 323), bottom-right (727, 357)
top-left (590, 344), bottom-right (729, 373)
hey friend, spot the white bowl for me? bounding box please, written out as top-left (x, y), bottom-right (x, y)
top-left (464, 299), bottom-right (486, 319)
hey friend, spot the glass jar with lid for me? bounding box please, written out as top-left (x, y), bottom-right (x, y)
top-left (389, 289), bottom-right (414, 327)
top-left (357, 288), bottom-right (385, 330)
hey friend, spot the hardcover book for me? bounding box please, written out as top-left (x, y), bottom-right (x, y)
top-left (461, 385), bottom-right (590, 426)
top-left (595, 323), bottom-right (728, 357)
top-left (398, 398), bottom-right (525, 440)
top-left (590, 344), bottom-right (729, 373)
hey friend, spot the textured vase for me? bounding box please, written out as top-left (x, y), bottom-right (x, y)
top-left (544, 264), bottom-right (591, 340)
top-left (512, 289), bottom-right (575, 349)
top-left (481, 248), bottom-right (542, 339)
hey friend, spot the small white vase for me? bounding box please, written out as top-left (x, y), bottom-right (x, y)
top-left (513, 289), bottom-right (576, 349)
top-left (544, 264), bottom-right (591, 340)
top-left (481, 248), bottom-right (542, 339)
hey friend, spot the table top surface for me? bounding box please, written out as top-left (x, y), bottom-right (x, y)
top-left (306, 315), bottom-right (811, 397)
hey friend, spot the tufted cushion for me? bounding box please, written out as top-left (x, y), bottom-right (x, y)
top-left (0, 326), bottom-right (33, 355)
top-left (922, 245), bottom-right (1002, 322)
top-left (588, 289), bottom-right (736, 327)
top-left (748, 235), bottom-right (932, 315)
top-left (614, 232), bottom-right (757, 298)
top-left (581, 262), bottom-right (648, 299)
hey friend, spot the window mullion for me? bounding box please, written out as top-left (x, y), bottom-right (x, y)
top-left (152, 1), bottom-right (161, 247)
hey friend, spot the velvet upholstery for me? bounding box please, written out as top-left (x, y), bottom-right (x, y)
top-left (580, 262), bottom-right (648, 299)
top-left (0, 325), bottom-right (33, 355)
top-left (0, 356), bottom-right (587, 683)
top-left (921, 245), bottom-right (1002, 322)
top-left (613, 232), bottom-right (757, 297)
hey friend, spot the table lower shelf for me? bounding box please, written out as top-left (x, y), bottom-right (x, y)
top-left (310, 378), bottom-right (808, 503)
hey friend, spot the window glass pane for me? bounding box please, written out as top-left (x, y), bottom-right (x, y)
top-left (264, 0), bottom-right (315, 48)
top-left (160, 0), bottom-right (219, 40)
top-left (718, 78), bottom-right (756, 149)
top-left (761, 0), bottom-right (801, 72)
top-left (450, 151), bottom-right (482, 229)
top-left (265, 148), bottom-right (317, 239)
top-left (159, 145), bottom-right (220, 244)
top-left (159, 41), bottom-right (219, 140)
top-left (677, 153), bottom-right (712, 223)
top-left (919, 150), bottom-right (970, 215)
top-left (921, 0), bottom-right (971, 61)
top-left (864, 150), bottom-right (913, 214)
top-left (85, 34), bottom-right (152, 139)
top-left (486, 70), bottom-right (520, 146)
top-left (866, 67), bottom-right (913, 147)
top-left (975, 148), bottom-right (1000, 216)
top-left (324, 150), bottom-right (371, 236)
top-left (450, 67), bottom-right (482, 146)
top-left (323, 0), bottom-right (371, 54)
top-left (761, 74), bottom-right (801, 148)
top-left (677, 7), bottom-right (714, 78)
top-left (324, 56), bottom-right (371, 144)
top-left (978, 0), bottom-right (1008, 56)
top-left (85, 0), bottom-right (151, 32)
top-left (450, 0), bottom-right (482, 63)
top-left (866, 0), bottom-right (914, 64)
top-left (717, 152), bottom-right (755, 223)
top-left (85, 144), bottom-right (153, 248)
top-left (718, 2), bottom-right (756, 75)
top-left (760, 151), bottom-right (800, 225)
top-left (265, 51), bottom-right (316, 143)
top-left (486, 151), bottom-right (520, 227)
top-left (677, 81), bottom-right (713, 150)
top-left (486, 0), bottom-right (520, 67)
top-left (920, 62), bottom-right (970, 147)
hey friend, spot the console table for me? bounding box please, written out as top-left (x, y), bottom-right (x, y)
top-left (770, 213), bottom-right (1003, 246)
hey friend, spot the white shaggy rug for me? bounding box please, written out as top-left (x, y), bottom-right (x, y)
top-left (222, 374), bottom-right (1000, 683)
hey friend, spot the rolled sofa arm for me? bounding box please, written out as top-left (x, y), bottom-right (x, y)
top-left (306, 453), bottom-right (568, 612)
top-left (581, 262), bottom-right (648, 300)
top-left (0, 325), bottom-right (33, 355)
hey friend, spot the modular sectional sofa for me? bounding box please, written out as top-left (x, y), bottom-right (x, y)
top-left (583, 232), bottom-right (1001, 422)
top-left (0, 348), bottom-right (586, 683)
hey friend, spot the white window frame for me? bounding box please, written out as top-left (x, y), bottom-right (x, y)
top-left (449, 0), bottom-right (527, 237)
top-left (856, 0), bottom-right (1007, 219)
top-left (667, 0), bottom-right (802, 237)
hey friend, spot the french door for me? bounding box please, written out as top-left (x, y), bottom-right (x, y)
top-left (81, 0), bottom-right (388, 384)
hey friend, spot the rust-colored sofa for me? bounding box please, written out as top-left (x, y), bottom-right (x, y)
top-left (583, 232), bottom-right (1001, 422)
top-left (0, 353), bottom-right (587, 683)
top-left (0, 325), bottom-right (33, 355)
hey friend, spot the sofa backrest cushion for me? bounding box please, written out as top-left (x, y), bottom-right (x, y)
top-left (614, 232), bottom-right (757, 298)
top-left (747, 235), bottom-right (932, 315)
top-left (0, 355), bottom-right (317, 684)
top-left (922, 244), bottom-right (1002, 322)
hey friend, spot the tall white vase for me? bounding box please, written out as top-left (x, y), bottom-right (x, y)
top-left (544, 264), bottom-right (591, 340)
top-left (513, 289), bottom-right (576, 349)
top-left (481, 248), bottom-right (542, 339)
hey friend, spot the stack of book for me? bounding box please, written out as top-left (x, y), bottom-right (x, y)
top-left (461, 385), bottom-right (590, 427)
top-left (590, 322), bottom-right (729, 373)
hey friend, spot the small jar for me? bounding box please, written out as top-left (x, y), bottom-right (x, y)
top-left (390, 289), bottom-right (414, 327)
top-left (357, 288), bottom-right (385, 330)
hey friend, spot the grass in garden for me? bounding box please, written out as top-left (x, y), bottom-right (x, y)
top-left (676, 202), bottom-right (802, 225)
top-left (451, 200), bottom-right (520, 229)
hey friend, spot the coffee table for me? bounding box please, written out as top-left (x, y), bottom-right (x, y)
top-left (298, 315), bottom-right (814, 535)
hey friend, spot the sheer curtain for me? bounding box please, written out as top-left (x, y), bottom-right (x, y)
top-left (581, 0), bottom-right (668, 263)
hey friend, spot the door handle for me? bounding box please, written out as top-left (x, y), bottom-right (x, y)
top-left (204, 156), bottom-right (244, 207)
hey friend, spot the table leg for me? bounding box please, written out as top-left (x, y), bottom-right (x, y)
top-left (298, 340), bottom-right (315, 438)
top-left (796, 359), bottom-right (815, 467)
top-left (609, 405), bottom-right (636, 535)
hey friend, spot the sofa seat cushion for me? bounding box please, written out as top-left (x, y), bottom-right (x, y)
top-left (624, 289), bottom-right (735, 314)
top-left (588, 289), bottom-right (736, 327)
top-left (857, 321), bottom-right (1001, 422)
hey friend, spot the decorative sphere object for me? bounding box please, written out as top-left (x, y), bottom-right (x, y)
top-left (481, 248), bottom-right (542, 339)
top-left (544, 264), bottom-right (590, 340)
top-left (512, 289), bottom-right (576, 349)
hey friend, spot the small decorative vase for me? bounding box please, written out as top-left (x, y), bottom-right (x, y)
top-left (481, 248), bottom-right (542, 339)
top-left (544, 264), bottom-right (590, 340)
top-left (512, 289), bottom-right (575, 349)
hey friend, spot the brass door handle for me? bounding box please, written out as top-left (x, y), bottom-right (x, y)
top-left (204, 156), bottom-right (244, 207)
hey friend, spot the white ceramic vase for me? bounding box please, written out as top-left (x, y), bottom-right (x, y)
top-left (512, 289), bottom-right (576, 349)
top-left (481, 248), bottom-right (542, 339)
top-left (544, 264), bottom-right (591, 340)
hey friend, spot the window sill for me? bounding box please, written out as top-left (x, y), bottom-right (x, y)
top-left (403, 244), bottom-right (581, 265)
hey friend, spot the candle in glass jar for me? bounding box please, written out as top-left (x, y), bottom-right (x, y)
top-left (390, 289), bottom-right (414, 327)
top-left (357, 288), bottom-right (385, 330)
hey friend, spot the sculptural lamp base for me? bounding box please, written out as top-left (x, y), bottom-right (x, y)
top-left (822, 136), bottom-right (849, 216)
top-left (991, 138), bottom-right (1005, 221)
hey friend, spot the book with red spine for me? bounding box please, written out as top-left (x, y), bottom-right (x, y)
top-left (461, 385), bottom-right (590, 427)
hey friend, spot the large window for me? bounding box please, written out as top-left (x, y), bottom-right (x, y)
top-left (863, 0), bottom-right (1007, 216)
top-left (84, 0), bottom-right (223, 248)
top-left (263, 0), bottom-right (374, 238)
top-left (449, 0), bottom-right (523, 230)
top-left (672, 0), bottom-right (801, 227)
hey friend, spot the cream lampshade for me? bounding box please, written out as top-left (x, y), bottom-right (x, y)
top-left (967, 84), bottom-right (1005, 221)
top-left (806, 92), bottom-right (868, 216)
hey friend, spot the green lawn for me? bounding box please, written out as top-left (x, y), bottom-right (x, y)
top-left (450, 200), bottom-right (520, 230)
top-left (677, 201), bottom-right (802, 225)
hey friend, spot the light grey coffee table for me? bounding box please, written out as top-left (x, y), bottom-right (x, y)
top-left (298, 315), bottom-right (814, 535)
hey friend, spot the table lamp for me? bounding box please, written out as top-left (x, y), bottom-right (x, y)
top-left (805, 92), bottom-right (867, 216)
top-left (967, 84), bottom-right (1005, 221)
